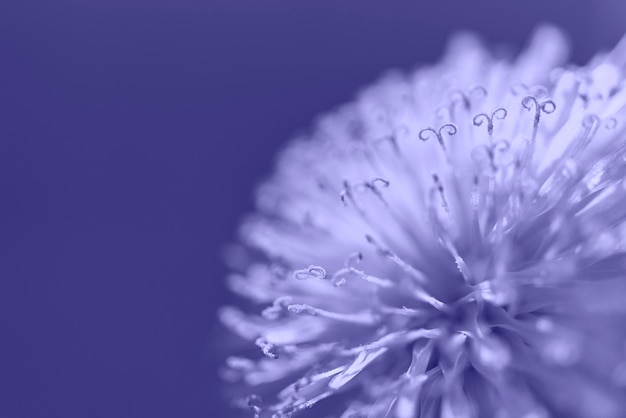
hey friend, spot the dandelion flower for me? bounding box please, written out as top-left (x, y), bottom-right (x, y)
top-left (220, 26), bottom-right (626, 418)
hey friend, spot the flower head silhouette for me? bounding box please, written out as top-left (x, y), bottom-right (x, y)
top-left (221, 27), bottom-right (626, 418)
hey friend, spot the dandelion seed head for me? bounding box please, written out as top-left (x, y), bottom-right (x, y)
top-left (221, 27), bottom-right (626, 417)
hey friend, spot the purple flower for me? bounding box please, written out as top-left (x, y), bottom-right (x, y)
top-left (220, 27), bottom-right (626, 418)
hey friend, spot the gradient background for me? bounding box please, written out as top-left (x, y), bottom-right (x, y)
top-left (0, 1), bottom-right (624, 417)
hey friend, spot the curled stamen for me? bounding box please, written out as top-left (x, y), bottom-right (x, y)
top-left (374, 134), bottom-right (398, 149)
top-left (255, 337), bottom-right (279, 359)
top-left (331, 267), bottom-right (394, 288)
top-left (583, 114), bottom-right (601, 139)
top-left (583, 114), bottom-right (618, 138)
top-left (355, 177), bottom-right (390, 193)
top-left (262, 296), bottom-right (294, 320)
top-left (268, 259), bottom-right (290, 282)
top-left (582, 114), bottom-right (600, 129)
top-left (606, 118), bottom-right (618, 130)
top-left (370, 177), bottom-right (390, 189)
top-left (473, 108), bottom-right (508, 138)
top-left (330, 252), bottom-right (395, 288)
top-left (246, 394), bottom-right (263, 418)
top-left (470, 85), bottom-right (488, 98)
top-left (418, 129), bottom-right (440, 143)
top-left (522, 96), bottom-right (556, 128)
top-left (294, 265), bottom-right (327, 281)
top-left (522, 96), bottom-right (557, 146)
top-left (449, 91), bottom-right (470, 110)
top-left (419, 124), bottom-right (457, 153)
top-left (395, 124), bottom-right (410, 137)
top-left (436, 105), bottom-right (452, 121)
top-left (493, 139), bottom-right (511, 153)
top-left (522, 83), bottom-right (549, 97)
top-left (343, 178), bottom-right (390, 205)
top-left (511, 83), bottom-right (548, 97)
top-left (450, 86), bottom-right (487, 109)
top-left (330, 268), bottom-right (362, 287)
top-left (511, 82), bottom-right (527, 95)
top-left (330, 253), bottom-right (364, 287)
top-left (374, 125), bottom-right (409, 153)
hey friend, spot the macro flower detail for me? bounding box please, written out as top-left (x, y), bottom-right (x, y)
top-left (220, 27), bottom-right (626, 417)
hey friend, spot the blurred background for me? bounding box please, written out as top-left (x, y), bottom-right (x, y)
top-left (0, 1), bottom-right (624, 417)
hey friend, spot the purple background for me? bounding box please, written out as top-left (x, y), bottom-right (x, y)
top-left (0, 1), bottom-right (624, 417)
